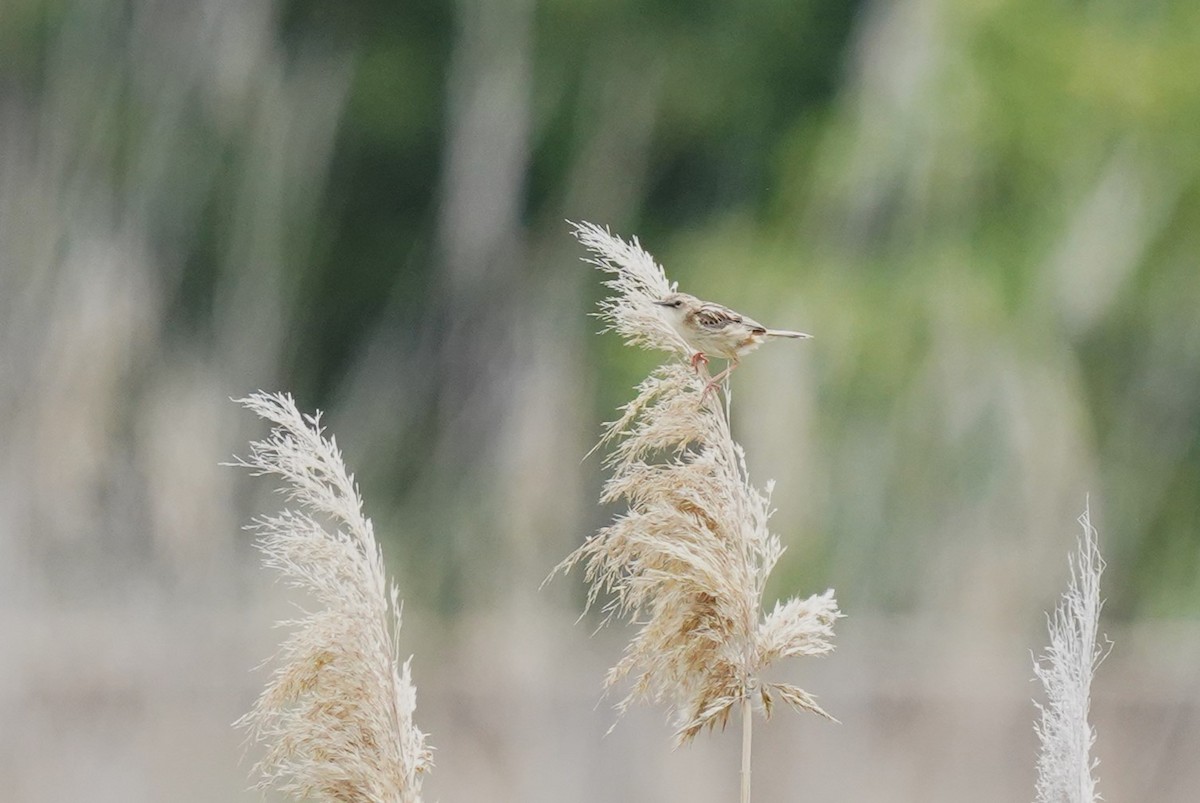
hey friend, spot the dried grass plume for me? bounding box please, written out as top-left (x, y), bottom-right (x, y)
top-left (230, 391), bottom-right (432, 803)
top-left (1033, 500), bottom-right (1110, 803)
top-left (555, 222), bottom-right (841, 746)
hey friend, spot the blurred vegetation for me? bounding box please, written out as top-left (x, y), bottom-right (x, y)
top-left (7, 6), bottom-right (1200, 800)
top-left (275, 0), bottom-right (1199, 617)
top-left (273, 0), bottom-right (862, 398)
top-left (6, 0), bottom-right (1200, 619)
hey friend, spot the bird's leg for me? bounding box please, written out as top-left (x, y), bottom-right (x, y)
top-left (702, 359), bottom-right (739, 396)
top-left (690, 352), bottom-right (709, 372)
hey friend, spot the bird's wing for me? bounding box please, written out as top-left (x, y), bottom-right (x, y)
top-left (694, 302), bottom-right (765, 333)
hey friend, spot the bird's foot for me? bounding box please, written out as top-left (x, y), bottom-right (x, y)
top-left (690, 352), bottom-right (709, 372)
top-left (698, 362), bottom-right (736, 400)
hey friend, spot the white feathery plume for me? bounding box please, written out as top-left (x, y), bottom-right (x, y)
top-left (1033, 500), bottom-right (1110, 803)
top-left (553, 223), bottom-right (840, 760)
top-left (230, 391), bottom-right (432, 803)
top-left (570, 220), bottom-right (692, 357)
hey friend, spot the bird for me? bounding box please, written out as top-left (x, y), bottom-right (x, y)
top-left (653, 291), bottom-right (811, 389)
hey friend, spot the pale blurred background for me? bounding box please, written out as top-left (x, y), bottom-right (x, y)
top-left (3, 0), bottom-right (1200, 800)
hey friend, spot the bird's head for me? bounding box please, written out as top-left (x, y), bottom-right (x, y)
top-left (653, 292), bottom-right (699, 322)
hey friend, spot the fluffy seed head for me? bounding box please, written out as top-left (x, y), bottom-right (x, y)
top-left (1033, 501), bottom-right (1110, 803)
top-left (230, 391), bottom-right (433, 803)
top-left (555, 223), bottom-right (840, 744)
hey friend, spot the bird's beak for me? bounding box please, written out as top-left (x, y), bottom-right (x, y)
top-left (652, 300), bottom-right (671, 307)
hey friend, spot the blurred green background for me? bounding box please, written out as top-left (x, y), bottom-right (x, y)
top-left (3, 0), bottom-right (1200, 800)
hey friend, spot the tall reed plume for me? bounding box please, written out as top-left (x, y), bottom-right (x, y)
top-left (230, 391), bottom-right (432, 803)
top-left (1032, 501), bottom-right (1109, 803)
top-left (555, 222), bottom-right (840, 801)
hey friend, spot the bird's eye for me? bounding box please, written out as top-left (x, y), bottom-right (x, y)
top-left (671, 300), bottom-right (682, 308)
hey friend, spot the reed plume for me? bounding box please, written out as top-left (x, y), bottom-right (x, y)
top-left (556, 222), bottom-right (840, 800)
top-left (230, 391), bottom-right (432, 803)
top-left (1033, 501), bottom-right (1109, 803)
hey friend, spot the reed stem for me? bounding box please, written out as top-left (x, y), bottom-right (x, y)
top-left (740, 695), bottom-right (752, 803)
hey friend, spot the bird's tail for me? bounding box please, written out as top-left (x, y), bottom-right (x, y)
top-left (765, 329), bottom-right (812, 339)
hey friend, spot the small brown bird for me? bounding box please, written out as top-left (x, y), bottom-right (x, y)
top-left (654, 291), bottom-right (811, 388)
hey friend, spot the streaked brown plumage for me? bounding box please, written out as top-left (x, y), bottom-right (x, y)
top-left (653, 291), bottom-right (811, 386)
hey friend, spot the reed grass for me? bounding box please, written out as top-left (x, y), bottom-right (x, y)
top-left (1033, 501), bottom-right (1110, 803)
top-left (224, 236), bottom-right (1115, 803)
top-left (230, 391), bottom-right (432, 803)
top-left (554, 222), bottom-right (840, 801)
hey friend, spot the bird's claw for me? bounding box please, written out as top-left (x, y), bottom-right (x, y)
top-left (690, 352), bottom-right (709, 371)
